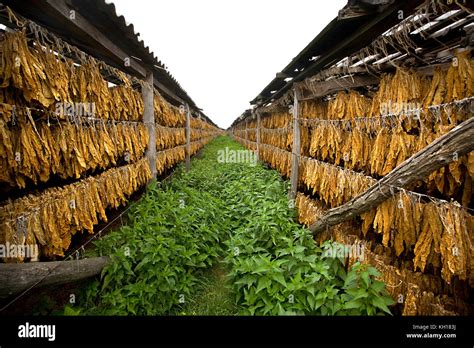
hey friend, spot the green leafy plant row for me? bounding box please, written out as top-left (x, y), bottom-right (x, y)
top-left (216, 139), bottom-right (394, 315)
top-left (77, 136), bottom-right (393, 315)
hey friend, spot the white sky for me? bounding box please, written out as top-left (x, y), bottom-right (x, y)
top-left (111, 0), bottom-right (347, 128)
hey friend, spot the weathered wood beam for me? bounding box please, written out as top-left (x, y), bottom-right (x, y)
top-left (289, 89), bottom-right (300, 200)
top-left (257, 1), bottom-right (422, 105)
top-left (304, 65), bottom-right (369, 82)
top-left (143, 71), bottom-right (156, 180)
top-left (299, 74), bottom-right (380, 100)
top-left (309, 117), bottom-right (474, 234)
top-left (153, 77), bottom-right (186, 107)
top-left (264, 60), bottom-right (454, 106)
top-left (256, 110), bottom-right (261, 162)
top-left (45, 0), bottom-right (146, 77)
top-left (185, 104), bottom-right (191, 172)
top-left (0, 257), bottom-right (110, 299)
top-left (41, 0), bottom-right (191, 109)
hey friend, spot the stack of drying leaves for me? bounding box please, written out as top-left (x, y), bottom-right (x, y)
top-left (0, 158), bottom-right (151, 260)
top-left (367, 194), bottom-right (473, 286)
top-left (190, 117), bottom-right (216, 130)
top-left (155, 137), bottom-right (216, 175)
top-left (261, 112), bottom-right (292, 128)
top-left (191, 129), bottom-right (218, 142)
top-left (296, 192), bottom-right (472, 315)
top-left (260, 128), bottom-right (293, 151)
top-left (300, 156), bottom-right (375, 207)
top-left (245, 129), bottom-right (257, 142)
top-left (300, 51), bottom-right (473, 123)
top-left (308, 123), bottom-right (473, 204)
top-left (296, 159), bottom-right (474, 288)
top-left (155, 125), bottom-right (186, 151)
top-left (156, 146), bottom-right (185, 175)
top-left (0, 31), bottom-right (144, 121)
top-left (259, 144), bottom-right (292, 178)
top-left (0, 28), bottom-right (221, 262)
top-left (0, 114), bottom-right (148, 188)
top-left (154, 94), bottom-right (186, 127)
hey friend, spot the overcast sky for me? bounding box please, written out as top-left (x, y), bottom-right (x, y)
top-left (111, 0), bottom-right (347, 128)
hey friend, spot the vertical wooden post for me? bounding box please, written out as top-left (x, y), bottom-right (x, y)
top-left (289, 88), bottom-right (300, 200)
top-left (143, 71), bottom-right (156, 180)
top-left (256, 110), bottom-right (261, 161)
top-left (185, 104), bottom-right (191, 172)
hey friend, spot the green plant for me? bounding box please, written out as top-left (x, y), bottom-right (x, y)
top-left (75, 136), bottom-right (394, 316)
top-left (341, 262), bottom-right (394, 315)
top-left (78, 186), bottom-right (229, 314)
top-left (63, 305), bottom-right (82, 316)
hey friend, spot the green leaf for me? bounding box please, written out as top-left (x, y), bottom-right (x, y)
top-left (256, 276), bottom-right (270, 294)
top-left (372, 296), bottom-right (392, 315)
top-left (307, 294), bottom-right (316, 310)
top-left (102, 274), bottom-right (112, 291)
top-left (272, 273), bottom-right (287, 287)
top-left (63, 305), bottom-right (81, 316)
top-left (343, 299), bottom-right (363, 310)
top-left (361, 271), bottom-right (370, 288)
top-left (371, 280), bottom-right (385, 293)
top-left (367, 266), bottom-right (380, 277)
top-left (353, 288), bottom-right (369, 300)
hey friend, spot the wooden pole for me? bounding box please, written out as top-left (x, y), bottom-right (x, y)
top-left (143, 70), bottom-right (156, 180)
top-left (0, 257), bottom-right (110, 299)
top-left (185, 104), bottom-right (191, 172)
top-left (309, 117), bottom-right (474, 234)
top-left (289, 88), bottom-right (300, 200)
top-left (256, 110), bottom-right (261, 162)
top-left (245, 119), bottom-right (249, 143)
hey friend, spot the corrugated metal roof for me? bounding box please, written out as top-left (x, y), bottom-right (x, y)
top-left (250, 0), bottom-right (423, 106)
top-left (1, 0), bottom-right (218, 127)
top-left (76, 0), bottom-right (179, 87)
top-left (230, 0), bottom-right (472, 129)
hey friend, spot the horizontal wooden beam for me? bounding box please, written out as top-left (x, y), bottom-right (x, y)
top-left (309, 117), bottom-right (474, 234)
top-left (263, 60), bottom-right (452, 105)
top-left (45, 0), bottom-right (147, 77)
top-left (153, 77), bottom-right (185, 107)
top-left (299, 74), bottom-right (380, 100)
top-left (416, 61), bottom-right (452, 76)
top-left (43, 0), bottom-right (192, 110)
top-left (304, 65), bottom-right (369, 82)
top-left (0, 257), bottom-right (110, 299)
top-left (256, 1), bottom-right (422, 105)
